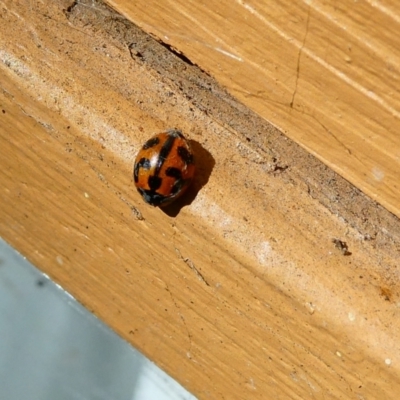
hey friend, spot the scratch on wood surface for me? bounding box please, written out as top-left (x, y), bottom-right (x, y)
top-left (290, 5), bottom-right (311, 108)
top-left (175, 248), bottom-right (210, 286)
top-left (236, 0), bottom-right (400, 119)
top-left (165, 284), bottom-right (193, 357)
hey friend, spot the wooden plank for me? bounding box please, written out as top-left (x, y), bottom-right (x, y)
top-left (109, 0), bottom-right (400, 219)
top-left (1, 1), bottom-right (400, 399)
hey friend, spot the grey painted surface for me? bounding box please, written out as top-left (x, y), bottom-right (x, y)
top-left (0, 239), bottom-right (196, 400)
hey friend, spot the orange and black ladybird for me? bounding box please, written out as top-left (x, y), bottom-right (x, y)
top-left (133, 129), bottom-right (195, 206)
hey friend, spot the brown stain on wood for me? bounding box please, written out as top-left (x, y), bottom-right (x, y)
top-left (0, 1), bottom-right (400, 398)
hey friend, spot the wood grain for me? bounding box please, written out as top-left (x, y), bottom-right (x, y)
top-left (1, 1), bottom-right (400, 399)
top-left (109, 0), bottom-right (400, 219)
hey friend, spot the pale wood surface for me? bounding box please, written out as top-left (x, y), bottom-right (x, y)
top-left (110, 0), bottom-right (400, 220)
top-left (1, 1), bottom-right (400, 399)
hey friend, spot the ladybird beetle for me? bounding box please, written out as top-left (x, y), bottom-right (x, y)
top-left (133, 129), bottom-right (195, 206)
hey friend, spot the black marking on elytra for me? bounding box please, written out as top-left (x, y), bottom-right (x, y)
top-left (134, 158), bottom-right (151, 182)
top-left (148, 175), bottom-right (162, 191)
top-left (138, 158), bottom-right (151, 169)
top-left (155, 134), bottom-right (175, 174)
top-left (171, 179), bottom-right (185, 196)
top-left (137, 188), bottom-right (168, 206)
top-left (143, 136), bottom-right (160, 150)
top-left (177, 146), bottom-right (193, 164)
top-left (165, 167), bottom-right (182, 179)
